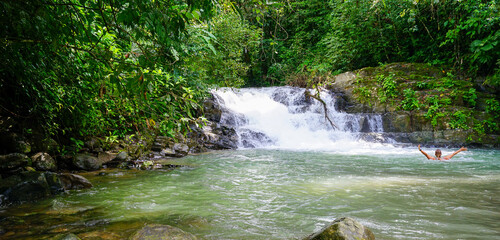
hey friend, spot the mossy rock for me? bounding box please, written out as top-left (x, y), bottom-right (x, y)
top-left (305, 217), bottom-right (375, 240)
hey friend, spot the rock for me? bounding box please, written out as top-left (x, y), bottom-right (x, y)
top-left (203, 94), bottom-right (224, 122)
top-left (44, 172), bottom-right (65, 194)
top-left (220, 110), bottom-right (247, 126)
top-left (382, 112), bottom-right (411, 132)
top-left (51, 233), bottom-right (81, 240)
top-left (239, 129), bottom-right (274, 148)
top-left (32, 138), bottom-right (59, 155)
top-left (305, 217), bottom-right (375, 240)
top-left (15, 141), bottom-right (31, 154)
top-left (77, 230), bottom-right (121, 239)
top-left (58, 173), bottom-right (93, 190)
top-left (331, 72), bottom-right (357, 91)
top-left (73, 153), bottom-right (100, 170)
top-left (84, 137), bottom-right (102, 151)
top-left (97, 151), bottom-right (117, 165)
top-left (407, 131), bottom-right (434, 143)
top-left (0, 153), bottom-right (31, 172)
top-left (433, 130), bottom-right (469, 145)
top-left (173, 143), bottom-right (190, 157)
top-left (127, 142), bottom-right (148, 159)
top-left (31, 152), bottom-right (57, 171)
top-left (26, 166), bottom-right (36, 172)
top-left (152, 136), bottom-right (171, 152)
top-left (190, 122), bottom-right (239, 150)
top-left (131, 224), bottom-right (198, 240)
top-left (105, 151), bottom-right (130, 168)
top-left (0, 172), bottom-right (91, 206)
top-left (161, 148), bottom-right (176, 157)
top-left (115, 151), bottom-right (129, 161)
top-left (0, 172), bottom-right (51, 204)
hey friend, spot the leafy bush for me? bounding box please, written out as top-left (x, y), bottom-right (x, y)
top-left (485, 99), bottom-right (500, 115)
top-left (449, 110), bottom-right (470, 130)
top-left (463, 88), bottom-right (478, 107)
top-left (401, 89), bottom-right (420, 111)
top-left (376, 74), bottom-right (398, 103)
top-left (0, 0), bottom-right (215, 145)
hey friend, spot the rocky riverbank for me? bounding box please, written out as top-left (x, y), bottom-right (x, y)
top-left (0, 95), bottom-right (238, 207)
top-left (326, 63), bottom-right (499, 148)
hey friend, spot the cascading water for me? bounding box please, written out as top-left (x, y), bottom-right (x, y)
top-left (213, 87), bottom-right (387, 151)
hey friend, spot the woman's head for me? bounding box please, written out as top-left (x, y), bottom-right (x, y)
top-left (435, 149), bottom-right (442, 158)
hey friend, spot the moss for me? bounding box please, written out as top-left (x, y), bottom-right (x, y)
top-left (329, 63), bottom-right (499, 144)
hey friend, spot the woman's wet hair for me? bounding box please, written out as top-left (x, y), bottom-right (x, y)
top-left (435, 149), bottom-right (442, 157)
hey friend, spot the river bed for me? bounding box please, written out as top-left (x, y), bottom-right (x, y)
top-left (1, 147), bottom-right (499, 239)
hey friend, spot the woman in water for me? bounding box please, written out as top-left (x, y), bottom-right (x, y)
top-left (418, 144), bottom-right (467, 161)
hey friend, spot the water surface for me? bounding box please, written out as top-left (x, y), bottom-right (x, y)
top-left (1, 147), bottom-right (499, 239)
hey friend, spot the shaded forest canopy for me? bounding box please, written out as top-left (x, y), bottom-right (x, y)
top-left (1, 0), bottom-right (498, 150)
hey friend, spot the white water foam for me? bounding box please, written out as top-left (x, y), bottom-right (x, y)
top-left (213, 87), bottom-right (404, 153)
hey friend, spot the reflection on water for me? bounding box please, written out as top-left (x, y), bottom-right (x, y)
top-left (1, 148), bottom-right (499, 239)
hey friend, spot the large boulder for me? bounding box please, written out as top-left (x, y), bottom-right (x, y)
top-left (15, 141), bottom-right (31, 154)
top-left (32, 137), bottom-right (59, 155)
top-left (58, 173), bottom-right (93, 190)
top-left (44, 172), bottom-right (65, 194)
top-left (188, 122), bottom-right (238, 151)
top-left (0, 172), bottom-right (52, 204)
top-left (97, 151), bottom-right (117, 165)
top-left (84, 137), bottom-right (102, 152)
top-left (203, 94), bottom-right (224, 122)
top-left (31, 152), bottom-right (57, 171)
top-left (0, 171), bottom-right (92, 207)
top-left (152, 136), bottom-right (172, 152)
top-left (0, 153), bottom-right (31, 173)
top-left (131, 224), bottom-right (198, 240)
top-left (173, 143), bottom-right (190, 157)
top-left (305, 217), bottom-right (375, 240)
top-left (73, 153), bottom-right (100, 171)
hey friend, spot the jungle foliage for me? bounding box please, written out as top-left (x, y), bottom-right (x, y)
top-left (263, 0), bottom-right (499, 86)
top-left (1, 0), bottom-right (216, 144)
top-left (1, 0), bottom-right (499, 147)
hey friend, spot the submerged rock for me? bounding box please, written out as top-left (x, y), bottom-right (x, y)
top-left (51, 233), bottom-right (81, 240)
top-left (131, 224), bottom-right (198, 240)
top-left (305, 217), bottom-right (375, 240)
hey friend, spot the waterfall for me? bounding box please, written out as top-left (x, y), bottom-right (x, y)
top-left (212, 87), bottom-right (388, 151)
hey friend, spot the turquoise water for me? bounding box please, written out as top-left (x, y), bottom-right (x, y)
top-left (1, 147), bottom-right (499, 239)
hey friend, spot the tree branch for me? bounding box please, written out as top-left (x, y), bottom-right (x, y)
top-left (305, 89), bottom-right (339, 130)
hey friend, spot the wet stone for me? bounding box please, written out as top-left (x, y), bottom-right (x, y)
top-left (131, 224), bottom-right (198, 240)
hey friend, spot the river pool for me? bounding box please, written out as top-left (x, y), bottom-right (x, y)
top-left (1, 147), bottom-right (499, 239)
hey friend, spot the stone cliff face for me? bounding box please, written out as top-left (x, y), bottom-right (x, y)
top-left (326, 63), bottom-right (499, 147)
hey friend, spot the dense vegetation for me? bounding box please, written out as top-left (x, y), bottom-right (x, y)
top-left (1, 0), bottom-right (498, 150)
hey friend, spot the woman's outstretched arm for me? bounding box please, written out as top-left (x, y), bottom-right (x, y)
top-left (418, 144), bottom-right (436, 160)
top-left (442, 147), bottom-right (467, 160)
